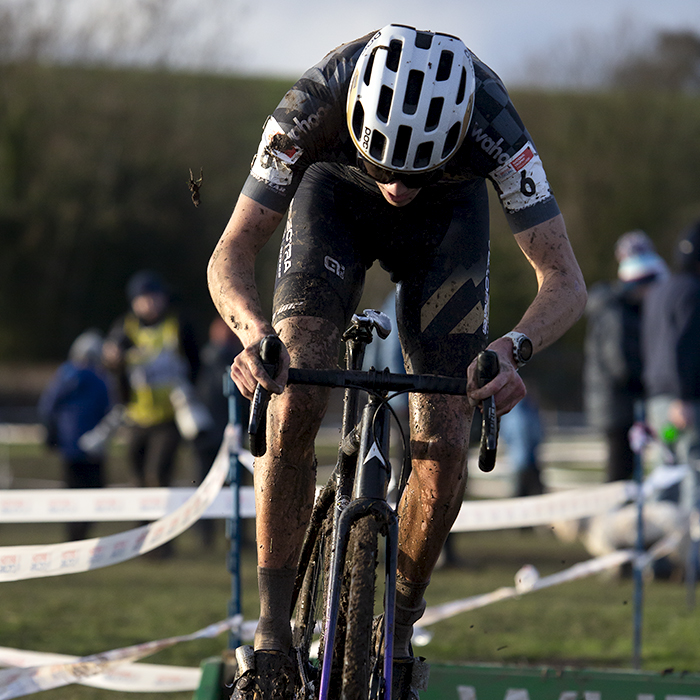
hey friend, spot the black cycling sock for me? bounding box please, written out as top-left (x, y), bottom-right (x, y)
top-left (254, 566), bottom-right (296, 653)
top-left (394, 575), bottom-right (429, 658)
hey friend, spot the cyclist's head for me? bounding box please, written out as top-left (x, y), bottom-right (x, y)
top-left (347, 24), bottom-right (476, 175)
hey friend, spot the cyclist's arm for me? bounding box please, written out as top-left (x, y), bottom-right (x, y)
top-left (207, 194), bottom-right (289, 399)
top-left (468, 213), bottom-right (587, 414)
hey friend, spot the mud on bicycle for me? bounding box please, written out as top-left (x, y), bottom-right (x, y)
top-left (235, 310), bottom-right (499, 700)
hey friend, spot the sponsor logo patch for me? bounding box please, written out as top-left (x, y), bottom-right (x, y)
top-left (490, 142), bottom-right (551, 213)
top-left (251, 116), bottom-right (304, 189)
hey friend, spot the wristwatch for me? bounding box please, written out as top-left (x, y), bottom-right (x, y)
top-left (502, 331), bottom-right (533, 368)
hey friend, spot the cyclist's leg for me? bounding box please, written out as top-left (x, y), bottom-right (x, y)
top-left (389, 180), bottom-right (490, 663)
top-left (250, 165), bottom-right (368, 657)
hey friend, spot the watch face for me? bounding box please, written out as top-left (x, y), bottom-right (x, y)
top-left (519, 337), bottom-right (533, 363)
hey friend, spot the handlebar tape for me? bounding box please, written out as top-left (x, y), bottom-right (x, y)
top-left (476, 350), bottom-right (500, 473)
top-left (248, 335), bottom-right (283, 457)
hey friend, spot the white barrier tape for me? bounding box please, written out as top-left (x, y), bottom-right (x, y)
top-left (0, 648), bottom-right (201, 692)
top-left (452, 481), bottom-right (634, 532)
top-left (0, 429), bottom-right (231, 582)
top-left (0, 447), bottom-right (255, 524)
top-left (641, 463), bottom-right (690, 498)
top-left (0, 486), bottom-right (256, 523)
top-left (0, 616), bottom-right (240, 700)
top-left (418, 549), bottom-right (635, 630)
top-left (0, 618), bottom-right (260, 697)
top-left (416, 522), bottom-right (689, 641)
top-left (1, 466), bottom-right (684, 532)
top-left (636, 525), bottom-right (688, 570)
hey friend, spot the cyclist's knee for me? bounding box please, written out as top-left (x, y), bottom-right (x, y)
top-left (269, 383), bottom-right (329, 448)
top-left (276, 315), bottom-right (341, 369)
top-left (409, 434), bottom-right (469, 506)
top-left (411, 432), bottom-right (468, 469)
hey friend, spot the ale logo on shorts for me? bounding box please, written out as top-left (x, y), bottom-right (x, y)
top-left (324, 256), bottom-right (345, 279)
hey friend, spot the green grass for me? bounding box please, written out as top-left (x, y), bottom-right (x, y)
top-left (2, 441), bottom-right (700, 700)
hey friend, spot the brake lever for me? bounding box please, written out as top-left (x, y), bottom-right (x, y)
top-left (476, 350), bottom-right (500, 473)
top-left (248, 335), bottom-right (283, 457)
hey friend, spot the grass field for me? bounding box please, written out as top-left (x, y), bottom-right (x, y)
top-left (2, 435), bottom-right (700, 700)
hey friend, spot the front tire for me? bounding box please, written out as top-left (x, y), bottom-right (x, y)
top-left (341, 516), bottom-right (381, 700)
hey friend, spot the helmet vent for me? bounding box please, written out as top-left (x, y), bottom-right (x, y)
top-left (369, 130), bottom-right (386, 161)
top-left (351, 102), bottom-right (365, 140)
top-left (415, 32), bottom-right (433, 50)
top-left (425, 97), bottom-right (443, 132)
top-left (377, 85), bottom-right (393, 123)
top-left (456, 67), bottom-right (467, 104)
top-left (386, 40), bottom-right (402, 72)
top-left (436, 51), bottom-right (454, 81)
top-left (391, 125), bottom-right (411, 168)
top-left (442, 122), bottom-right (461, 159)
top-left (363, 50), bottom-right (376, 85)
top-left (403, 70), bottom-right (424, 115)
top-left (414, 142), bottom-right (434, 169)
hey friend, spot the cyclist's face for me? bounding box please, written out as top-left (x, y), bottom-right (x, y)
top-left (376, 180), bottom-right (422, 207)
top-left (356, 156), bottom-right (443, 207)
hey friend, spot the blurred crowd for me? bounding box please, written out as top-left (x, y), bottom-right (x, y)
top-left (38, 269), bottom-right (243, 553)
top-left (581, 220), bottom-right (700, 577)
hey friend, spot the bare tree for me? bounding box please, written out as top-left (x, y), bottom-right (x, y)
top-left (514, 18), bottom-right (653, 89)
top-left (612, 30), bottom-right (700, 92)
top-left (0, 0), bottom-right (249, 72)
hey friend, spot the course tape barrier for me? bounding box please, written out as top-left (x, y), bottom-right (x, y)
top-left (452, 481), bottom-right (633, 532)
top-left (0, 481), bottom-right (632, 529)
top-left (417, 549), bottom-right (635, 632)
top-left (0, 648), bottom-right (201, 693)
top-left (0, 617), bottom-right (241, 700)
top-left (0, 478), bottom-right (630, 529)
top-left (0, 428), bottom-right (233, 582)
top-left (415, 521), bottom-right (687, 646)
top-left (0, 485), bottom-right (256, 523)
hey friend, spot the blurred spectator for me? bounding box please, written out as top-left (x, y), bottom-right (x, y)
top-left (499, 388), bottom-right (544, 497)
top-left (643, 220), bottom-right (700, 467)
top-left (38, 330), bottom-right (112, 540)
top-left (583, 230), bottom-right (668, 481)
top-left (193, 316), bottom-right (245, 548)
top-left (102, 270), bottom-right (201, 557)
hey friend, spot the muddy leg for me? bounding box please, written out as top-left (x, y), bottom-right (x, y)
top-left (253, 316), bottom-right (340, 652)
top-left (394, 393), bottom-right (473, 654)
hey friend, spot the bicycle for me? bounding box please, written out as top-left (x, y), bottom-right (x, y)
top-left (245, 310), bottom-right (500, 700)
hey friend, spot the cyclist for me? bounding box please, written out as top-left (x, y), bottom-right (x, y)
top-left (208, 24), bottom-right (586, 699)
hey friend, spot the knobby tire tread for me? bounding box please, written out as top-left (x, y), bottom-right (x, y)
top-left (291, 479), bottom-right (349, 699)
top-left (341, 516), bottom-right (380, 700)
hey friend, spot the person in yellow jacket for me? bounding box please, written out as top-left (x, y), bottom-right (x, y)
top-left (103, 271), bottom-right (201, 555)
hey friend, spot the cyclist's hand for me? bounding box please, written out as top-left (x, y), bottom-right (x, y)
top-left (230, 336), bottom-right (290, 400)
top-left (466, 338), bottom-right (526, 416)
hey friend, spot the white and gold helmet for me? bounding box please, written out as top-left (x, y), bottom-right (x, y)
top-left (347, 24), bottom-right (476, 173)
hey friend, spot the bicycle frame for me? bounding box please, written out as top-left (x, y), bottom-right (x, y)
top-left (318, 319), bottom-right (399, 700)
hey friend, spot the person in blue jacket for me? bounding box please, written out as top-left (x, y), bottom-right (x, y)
top-left (38, 330), bottom-right (112, 540)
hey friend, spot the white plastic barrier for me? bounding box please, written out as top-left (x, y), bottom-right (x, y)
top-left (0, 485), bottom-right (255, 522)
top-left (0, 617), bottom-right (240, 700)
top-left (0, 648), bottom-right (201, 693)
top-left (0, 429), bottom-right (231, 582)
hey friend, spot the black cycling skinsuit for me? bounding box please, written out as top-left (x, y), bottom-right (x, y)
top-left (241, 31), bottom-right (561, 377)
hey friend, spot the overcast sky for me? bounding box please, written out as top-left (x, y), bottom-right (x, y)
top-left (4, 0), bottom-right (700, 86)
top-left (231, 0), bottom-right (700, 83)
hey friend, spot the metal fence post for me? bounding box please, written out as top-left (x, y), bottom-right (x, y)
top-left (632, 443), bottom-right (644, 670)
